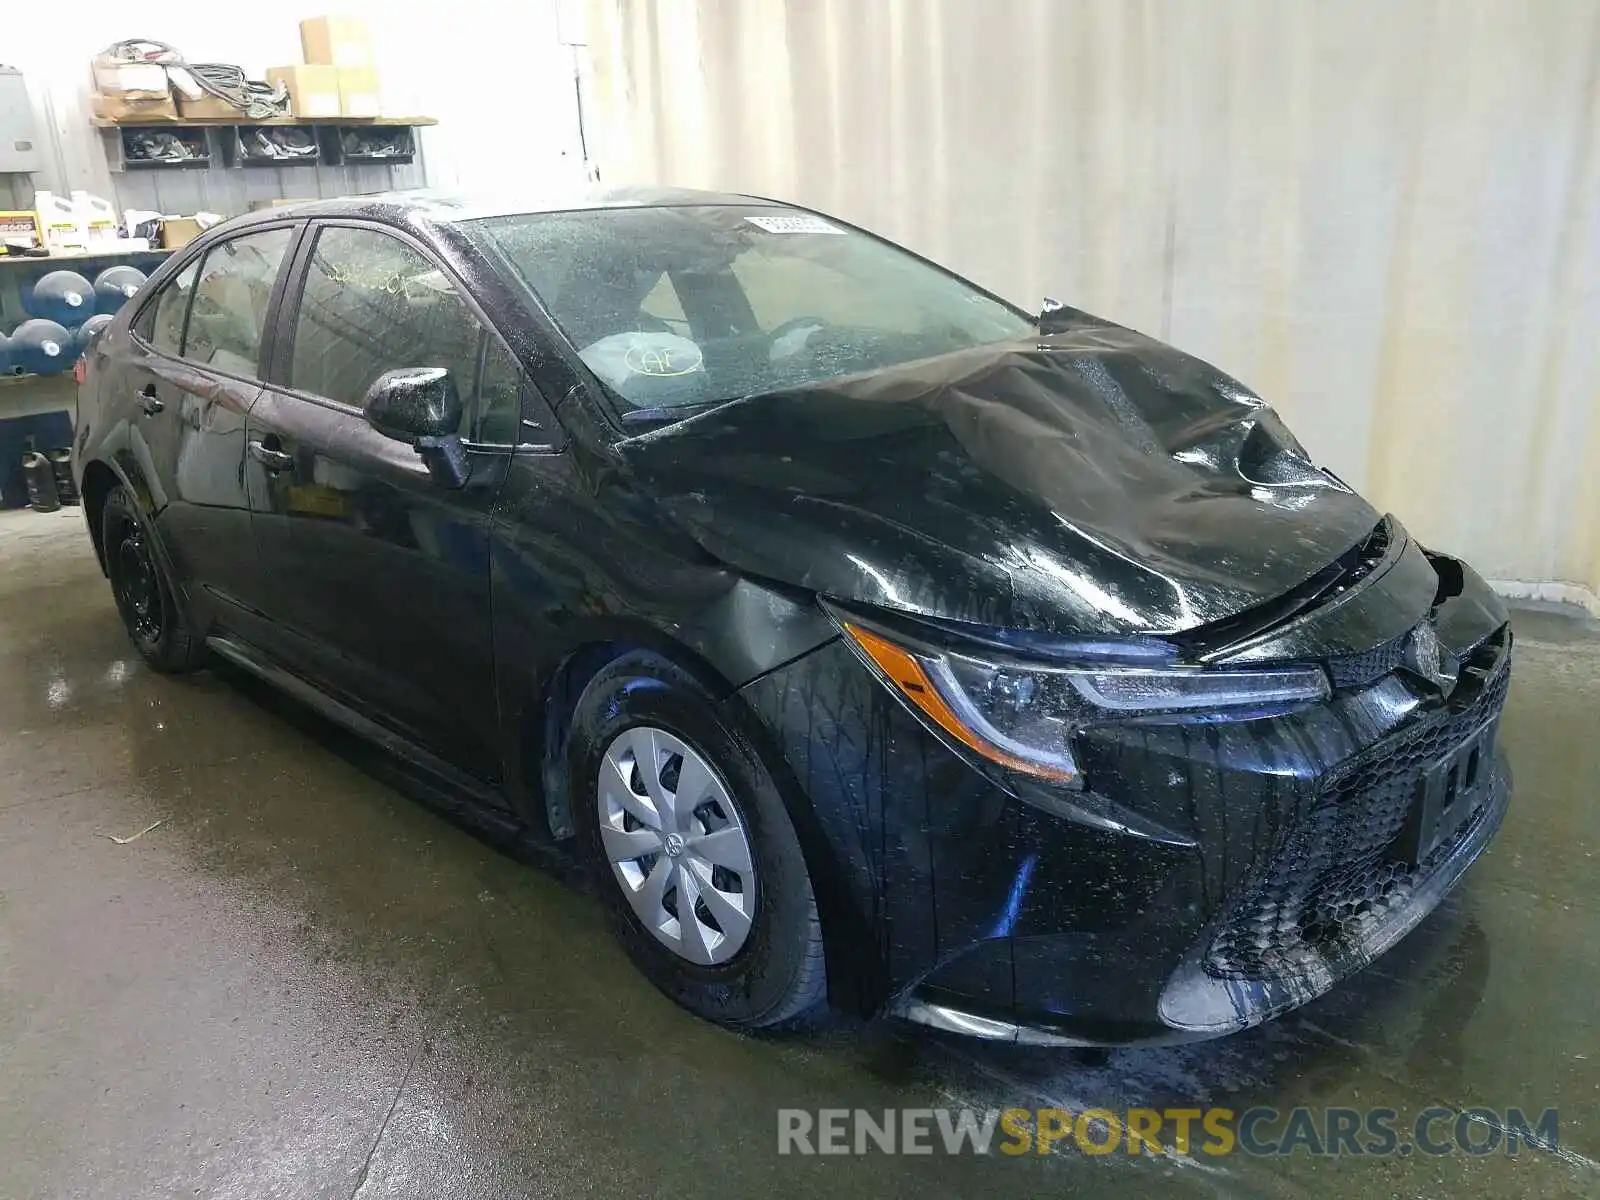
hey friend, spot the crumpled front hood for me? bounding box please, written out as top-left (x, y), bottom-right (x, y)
top-left (620, 320), bottom-right (1383, 638)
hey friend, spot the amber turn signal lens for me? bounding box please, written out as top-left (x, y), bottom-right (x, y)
top-left (841, 622), bottom-right (1076, 782)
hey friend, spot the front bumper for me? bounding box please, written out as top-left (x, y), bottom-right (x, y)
top-left (898, 750), bottom-right (1510, 1047)
top-left (736, 554), bottom-right (1514, 1045)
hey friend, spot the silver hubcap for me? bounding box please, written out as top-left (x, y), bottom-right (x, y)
top-left (598, 726), bottom-right (757, 965)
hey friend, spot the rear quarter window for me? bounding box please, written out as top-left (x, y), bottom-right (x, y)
top-left (142, 260), bottom-right (200, 355)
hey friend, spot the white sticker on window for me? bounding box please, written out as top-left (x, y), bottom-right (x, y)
top-left (745, 214), bottom-right (845, 235)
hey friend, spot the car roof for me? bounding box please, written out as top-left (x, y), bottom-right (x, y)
top-left (218, 185), bottom-right (785, 231)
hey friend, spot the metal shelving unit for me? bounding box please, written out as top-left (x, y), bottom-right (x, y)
top-left (94, 115), bottom-right (437, 172)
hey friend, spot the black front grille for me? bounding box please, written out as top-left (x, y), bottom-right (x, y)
top-left (1205, 632), bottom-right (1510, 981)
top-left (1328, 627), bottom-right (1412, 689)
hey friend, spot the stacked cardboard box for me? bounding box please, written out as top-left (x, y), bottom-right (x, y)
top-left (300, 16), bottom-right (371, 67)
top-left (90, 56), bottom-right (176, 121)
top-left (96, 16), bottom-right (385, 126)
top-left (91, 59), bottom-right (169, 100)
top-left (92, 93), bottom-right (177, 121)
top-left (335, 67), bottom-right (381, 118)
top-left (299, 15), bottom-right (381, 117)
top-left (176, 94), bottom-right (245, 120)
top-left (265, 65), bottom-right (341, 118)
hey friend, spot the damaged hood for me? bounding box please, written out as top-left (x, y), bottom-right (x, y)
top-left (620, 322), bottom-right (1383, 638)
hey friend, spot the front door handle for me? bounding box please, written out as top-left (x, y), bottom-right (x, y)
top-left (138, 384), bottom-right (164, 416)
top-left (247, 440), bottom-right (295, 472)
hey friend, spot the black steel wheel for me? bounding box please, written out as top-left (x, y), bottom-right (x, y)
top-left (101, 484), bottom-right (207, 673)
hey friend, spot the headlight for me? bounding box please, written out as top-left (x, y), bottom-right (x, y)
top-left (837, 618), bottom-right (1329, 787)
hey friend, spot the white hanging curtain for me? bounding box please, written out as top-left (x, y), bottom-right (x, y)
top-left (587, 0), bottom-right (1600, 611)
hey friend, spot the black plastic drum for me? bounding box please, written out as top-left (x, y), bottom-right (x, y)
top-left (21, 451), bottom-right (60, 513)
top-left (47, 449), bottom-right (78, 505)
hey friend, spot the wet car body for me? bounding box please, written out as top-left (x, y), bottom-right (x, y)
top-left (73, 188), bottom-right (1511, 1045)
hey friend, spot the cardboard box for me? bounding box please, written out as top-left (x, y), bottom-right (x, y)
top-left (164, 65), bottom-right (206, 101)
top-left (176, 93), bottom-right (245, 121)
top-left (300, 15), bottom-right (373, 68)
top-left (91, 59), bottom-right (170, 99)
top-left (337, 67), bottom-right (381, 118)
top-left (92, 92), bottom-right (178, 122)
top-left (265, 65), bottom-right (341, 119)
top-left (160, 217), bottom-right (203, 250)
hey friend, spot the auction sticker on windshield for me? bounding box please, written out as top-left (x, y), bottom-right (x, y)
top-left (745, 214), bottom-right (845, 234)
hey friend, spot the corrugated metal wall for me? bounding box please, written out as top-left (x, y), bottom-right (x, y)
top-left (1, 0), bottom-right (590, 220)
top-left (4, 13), bottom-right (430, 216)
top-left (0, 175), bottom-right (32, 211)
top-left (587, 0), bottom-right (1600, 609)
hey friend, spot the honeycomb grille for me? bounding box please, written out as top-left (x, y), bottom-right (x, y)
top-left (1204, 633), bottom-right (1510, 981)
top-left (1328, 628), bottom-right (1412, 689)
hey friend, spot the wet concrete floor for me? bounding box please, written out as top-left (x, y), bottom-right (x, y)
top-left (0, 505), bottom-right (1595, 1198)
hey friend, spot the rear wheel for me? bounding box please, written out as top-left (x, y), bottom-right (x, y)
top-left (569, 653), bottom-right (826, 1028)
top-left (102, 485), bottom-right (206, 673)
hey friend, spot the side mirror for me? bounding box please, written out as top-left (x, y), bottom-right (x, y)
top-left (363, 367), bottom-right (462, 440)
top-left (362, 367), bottom-right (470, 488)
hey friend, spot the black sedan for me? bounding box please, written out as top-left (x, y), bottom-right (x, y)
top-left (73, 188), bottom-right (1511, 1046)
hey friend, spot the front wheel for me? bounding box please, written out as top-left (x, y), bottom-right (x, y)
top-left (102, 485), bottom-right (207, 673)
top-left (569, 653), bottom-right (826, 1029)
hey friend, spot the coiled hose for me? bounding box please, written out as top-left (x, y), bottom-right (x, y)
top-left (99, 39), bottom-right (289, 120)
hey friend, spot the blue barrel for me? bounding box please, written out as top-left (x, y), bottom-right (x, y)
top-left (75, 313), bottom-right (115, 356)
top-left (25, 271), bottom-right (95, 328)
top-left (11, 320), bottom-right (75, 375)
top-left (93, 265), bottom-right (147, 314)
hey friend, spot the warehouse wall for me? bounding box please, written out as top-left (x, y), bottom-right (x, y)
top-left (587, 0), bottom-right (1600, 610)
top-left (2, 0), bottom-right (587, 213)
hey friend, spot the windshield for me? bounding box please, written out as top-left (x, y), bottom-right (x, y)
top-left (470, 205), bottom-right (1033, 425)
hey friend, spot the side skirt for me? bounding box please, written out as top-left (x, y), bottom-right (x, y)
top-left (206, 632), bottom-right (516, 827)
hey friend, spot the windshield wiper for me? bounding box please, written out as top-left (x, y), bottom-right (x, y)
top-left (620, 388), bottom-right (783, 427)
top-left (619, 401), bottom-right (729, 427)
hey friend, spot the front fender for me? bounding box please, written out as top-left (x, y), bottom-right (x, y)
top-left (490, 570), bottom-right (836, 838)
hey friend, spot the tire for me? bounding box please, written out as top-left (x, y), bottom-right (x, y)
top-left (569, 652), bottom-right (826, 1029)
top-left (101, 484), bottom-right (207, 674)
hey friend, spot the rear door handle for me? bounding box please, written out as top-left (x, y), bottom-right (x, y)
top-left (138, 383), bottom-right (164, 416)
top-left (247, 440), bottom-right (294, 472)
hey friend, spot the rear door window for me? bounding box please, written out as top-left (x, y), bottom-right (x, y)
top-left (182, 227), bottom-right (295, 378)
